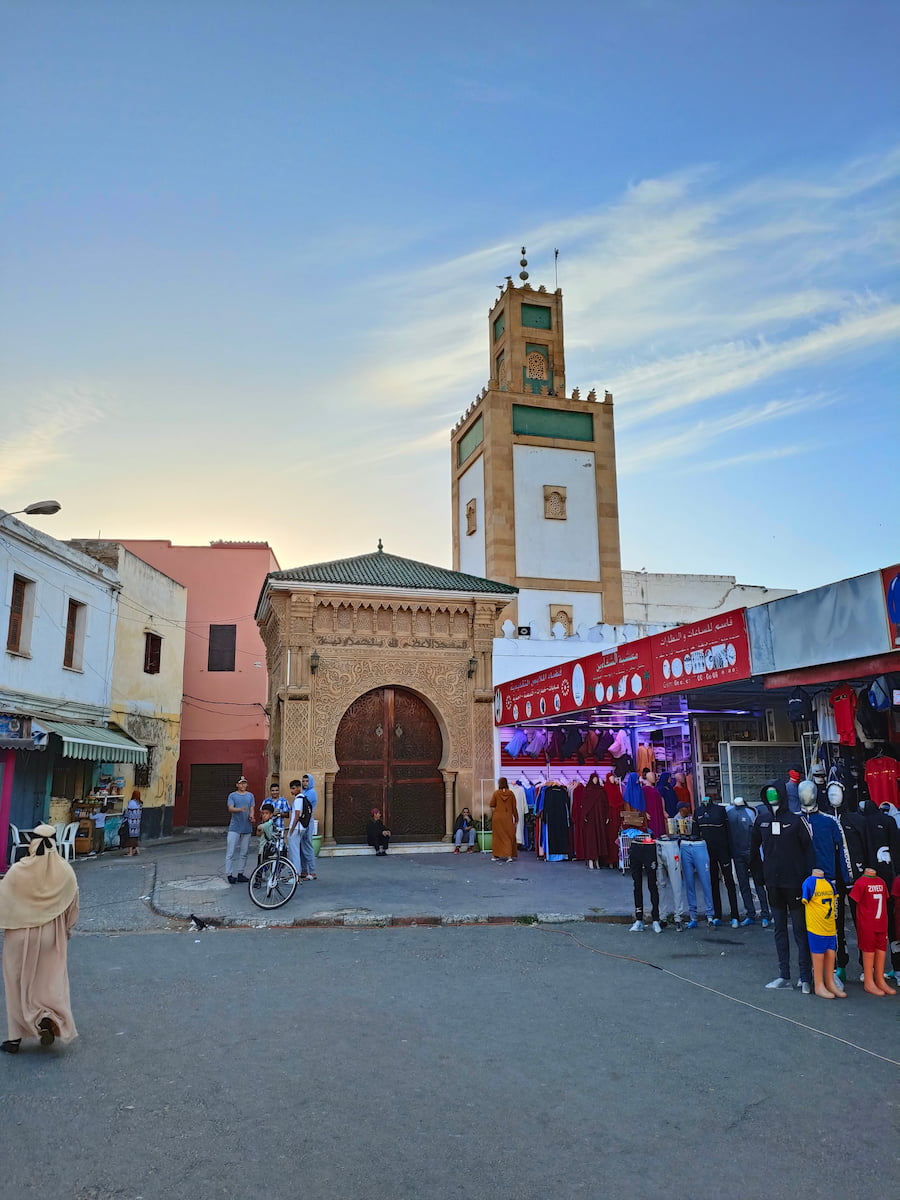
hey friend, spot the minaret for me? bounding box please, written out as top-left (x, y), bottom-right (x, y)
top-left (450, 250), bottom-right (624, 636)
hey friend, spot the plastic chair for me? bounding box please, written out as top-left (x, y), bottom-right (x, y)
top-left (58, 822), bottom-right (78, 862)
top-left (9, 823), bottom-right (31, 863)
top-left (55, 822), bottom-right (66, 846)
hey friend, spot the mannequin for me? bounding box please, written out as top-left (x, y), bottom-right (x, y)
top-left (655, 836), bottom-right (686, 931)
top-left (825, 781), bottom-right (858, 981)
top-left (680, 816), bottom-right (715, 929)
top-left (800, 869), bottom-right (846, 999)
top-left (751, 780), bottom-right (814, 992)
top-left (628, 836), bottom-right (662, 933)
top-left (693, 795), bottom-right (740, 927)
top-left (639, 769), bottom-right (667, 839)
top-left (848, 869), bottom-right (896, 996)
top-left (726, 796), bottom-right (771, 926)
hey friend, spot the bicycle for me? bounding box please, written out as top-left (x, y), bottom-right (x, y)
top-left (248, 828), bottom-right (299, 909)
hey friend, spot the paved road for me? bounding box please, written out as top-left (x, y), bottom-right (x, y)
top-left (1, 921), bottom-right (896, 1200)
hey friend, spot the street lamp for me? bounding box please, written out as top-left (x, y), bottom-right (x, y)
top-left (1, 500), bottom-right (62, 518)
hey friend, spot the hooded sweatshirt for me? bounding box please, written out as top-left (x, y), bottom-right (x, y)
top-left (750, 780), bottom-right (814, 890)
top-left (726, 802), bottom-right (757, 860)
top-left (693, 799), bottom-right (733, 861)
top-left (303, 775), bottom-right (318, 810)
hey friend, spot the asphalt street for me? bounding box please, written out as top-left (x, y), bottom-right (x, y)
top-left (1, 920), bottom-right (896, 1200)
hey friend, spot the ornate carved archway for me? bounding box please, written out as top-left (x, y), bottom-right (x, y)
top-left (332, 686), bottom-right (444, 842)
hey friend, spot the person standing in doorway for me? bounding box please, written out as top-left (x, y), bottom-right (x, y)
top-left (225, 777), bottom-right (255, 884)
top-left (289, 777), bottom-right (317, 880)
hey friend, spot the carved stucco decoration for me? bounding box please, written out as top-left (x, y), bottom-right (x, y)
top-left (308, 652), bottom-right (473, 774)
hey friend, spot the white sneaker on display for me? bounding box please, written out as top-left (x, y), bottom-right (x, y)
top-left (652, 921), bottom-right (662, 933)
top-left (629, 920), bottom-right (645, 932)
top-left (765, 977), bottom-right (792, 989)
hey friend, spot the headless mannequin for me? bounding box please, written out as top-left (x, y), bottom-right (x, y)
top-left (726, 795), bottom-right (771, 925)
top-left (628, 834), bottom-right (662, 933)
top-left (800, 867), bottom-right (846, 1000)
top-left (850, 869), bottom-right (896, 997)
top-left (826, 782), bottom-right (858, 979)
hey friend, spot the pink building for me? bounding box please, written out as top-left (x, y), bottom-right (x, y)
top-left (120, 540), bottom-right (279, 827)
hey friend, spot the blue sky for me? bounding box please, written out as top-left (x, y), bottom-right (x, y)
top-left (1, 0), bottom-right (898, 592)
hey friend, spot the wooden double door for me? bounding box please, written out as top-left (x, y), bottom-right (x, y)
top-left (333, 687), bottom-right (444, 843)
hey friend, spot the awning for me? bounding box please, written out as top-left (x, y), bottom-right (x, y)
top-left (763, 650), bottom-right (900, 691)
top-left (31, 720), bottom-right (148, 764)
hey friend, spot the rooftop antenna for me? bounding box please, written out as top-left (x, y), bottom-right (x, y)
top-left (519, 247), bottom-right (529, 282)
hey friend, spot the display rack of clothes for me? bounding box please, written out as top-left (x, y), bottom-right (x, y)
top-left (533, 782), bottom-right (571, 861)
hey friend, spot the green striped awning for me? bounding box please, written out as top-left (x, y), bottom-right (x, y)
top-left (33, 720), bottom-right (148, 764)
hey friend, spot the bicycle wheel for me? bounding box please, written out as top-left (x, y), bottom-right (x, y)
top-left (248, 856), bottom-right (298, 909)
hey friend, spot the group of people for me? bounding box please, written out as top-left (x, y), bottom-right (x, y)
top-left (225, 774), bottom-right (319, 883)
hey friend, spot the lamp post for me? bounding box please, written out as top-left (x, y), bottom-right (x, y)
top-left (1, 500), bottom-right (62, 519)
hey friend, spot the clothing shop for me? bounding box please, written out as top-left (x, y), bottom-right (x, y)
top-left (493, 608), bottom-right (804, 865)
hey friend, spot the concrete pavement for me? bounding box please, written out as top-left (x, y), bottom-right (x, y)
top-left (71, 833), bottom-right (646, 929)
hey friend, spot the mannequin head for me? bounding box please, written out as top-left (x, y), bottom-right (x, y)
top-left (733, 796), bottom-right (747, 807)
top-left (765, 786), bottom-right (781, 809)
top-left (641, 768), bottom-right (657, 786)
top-left (827, 782), bottom-right (844, 810)
top-left (798, 780), bottom-right (818, 812)
top-left (759, 779), bottom-right (786, 809)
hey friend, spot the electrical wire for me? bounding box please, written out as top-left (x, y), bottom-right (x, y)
top-left (537, 926), bottom-right (900, 1069)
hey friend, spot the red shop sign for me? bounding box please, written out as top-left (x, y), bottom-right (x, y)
top-left (650, 609), bottom-right (751, 694)
top-left (882, 563), bottom-right (900, 650)
top-left (494, 661), bottom-right (579, 725)
top-left (583, 639), bottom-right (654, 707)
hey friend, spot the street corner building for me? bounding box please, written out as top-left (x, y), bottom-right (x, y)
top-left (254, 546), bottom-right (517, 846)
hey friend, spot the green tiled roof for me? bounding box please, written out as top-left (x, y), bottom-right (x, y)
top-left (268, 548), bottom-right (518, 595)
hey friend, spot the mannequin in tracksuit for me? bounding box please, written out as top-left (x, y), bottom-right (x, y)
top-left (693, 797), bottom-right (740, 927)
top-left (750, 780), bottom-right (815, 992)
top-left (856, 795), bottom-right (899, 974)
top-left (726, 798), bottom-right (771, 926)
top-left (799, 781), bottom-right (850, 996)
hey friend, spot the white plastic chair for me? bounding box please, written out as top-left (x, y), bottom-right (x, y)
top-left (55, 822), bottom-right (66, 846)
top-left (9, 823), bottom-right (31, 863)
top-left (58, 822), bottom-right (78, 862)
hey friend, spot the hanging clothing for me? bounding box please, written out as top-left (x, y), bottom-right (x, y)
top-left (505, 729), bottom-right (528, 757)
top-left (657, 772), bottom-right (680, 818)
top-left (570, 783), bottom-right (586, 860)
top-left (541, 785), bottom-right (570, 860)
top-left (605, 774), bottom-right (625, 832)
top-left (510, 784), bottom-right (527, 846)
top-left (622, 773), bottom-right (645, 812)
top-left (581, 776), bottom-right (609, 865)
top-left (865, 756), bottom-right (900, 809)
top-left (814, 691), bottom-right (839, 744)
top-left (561, 728), bottom-right (583, 759)
top-left (829, 685), bottom-right (858, 746)
top-left (489, 788), bottom-right (518, 859)
top-left (636, 744), bottom-right (655, 773)
top-left (641, 783), bottom-right (666, 839)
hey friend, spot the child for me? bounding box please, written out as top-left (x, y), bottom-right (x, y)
top-left (256, 802), bottom-right (278, 864)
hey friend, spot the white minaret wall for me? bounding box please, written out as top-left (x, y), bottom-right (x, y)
top-left (457, 455), bottom-right (486, 578)
top-left (513, 445), bottom-right (601, 581)
top-left (516, 588), bottom-right (603, 639)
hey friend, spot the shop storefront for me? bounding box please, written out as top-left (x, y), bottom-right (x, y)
top-left (493, 609), bottom-right (804, 839)
top-left (1, 716), bottom-right (148, 867)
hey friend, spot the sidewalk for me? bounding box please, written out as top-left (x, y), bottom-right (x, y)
top-left (71, 834), bottom-right (641, 929)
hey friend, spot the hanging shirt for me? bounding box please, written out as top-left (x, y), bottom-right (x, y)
top-left (848, 874), bottom-right (889, 942)
top-left (814, 691), bottom-right (838, 744)
top-left (829, 685), bottom-right (858, 747)
top-left (801, 875), bottom-right (837, 937)
top-left (864, 756), bottom-right (900, 808)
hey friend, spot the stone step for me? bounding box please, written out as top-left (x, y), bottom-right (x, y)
top-left (320, 841), bottom-right (470, 858)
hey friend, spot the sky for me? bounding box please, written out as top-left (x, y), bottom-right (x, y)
top-left (1, 0), bottom-right (898, 594)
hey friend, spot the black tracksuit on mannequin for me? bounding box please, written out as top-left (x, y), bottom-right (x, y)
top-left (751, 781), bottom-right (815, 984)
top-left (857, 800), bottom-right (898, 970)
top-left (693, 800), bottom-right (739, 922)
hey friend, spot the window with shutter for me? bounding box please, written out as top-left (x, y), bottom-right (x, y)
top-left (144, 632), bottom-right (162, 674)
top-left (208, 624), bottom-right (237, 672)
top-left (7, 576), bottom-right (26, 652)
top-left (63, 599), bottom-right (86, 669)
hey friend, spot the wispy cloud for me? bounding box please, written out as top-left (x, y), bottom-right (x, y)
top-left (352, 143), bottom-right (900, 474)
top-left (0, 386), bottom-right (105, 490)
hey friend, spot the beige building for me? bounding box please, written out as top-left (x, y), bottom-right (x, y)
top-left (255, 546), bottom-right (515, 842)
top-left (451, 259), bottom-right (624, 639)
top-left (69, 541), bottom-right (186, 836)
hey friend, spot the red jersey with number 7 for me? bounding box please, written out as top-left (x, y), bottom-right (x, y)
top-left (829, 684), bottom-right (857, 746)
top-left (849, 874), bottom-right (889, 953)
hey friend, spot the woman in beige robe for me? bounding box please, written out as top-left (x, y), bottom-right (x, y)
top-left (489, 778), bottom-right (519, 862)
top-left (0, 824), bottom-right (79, 1053)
